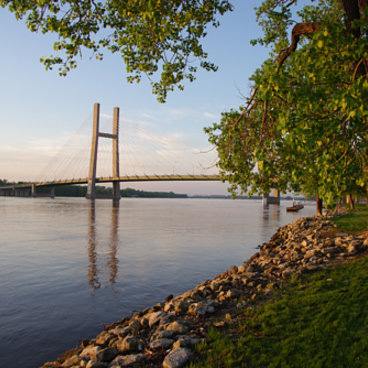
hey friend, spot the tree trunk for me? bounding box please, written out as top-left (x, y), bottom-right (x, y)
top-left (347, 193), bottom-right (355, 210)
top-left (341, 0), bottom-right (361, 38)
top-left (341, 0), bottom-right (368, 74)
top-left (316, 193), bottom-right (323, 216)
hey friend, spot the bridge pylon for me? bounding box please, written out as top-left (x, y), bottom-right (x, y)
top-left (86, 103), bottom-right (120, 200)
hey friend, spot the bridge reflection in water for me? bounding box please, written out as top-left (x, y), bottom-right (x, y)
top-left (88, 201), bottom-right (119, 291)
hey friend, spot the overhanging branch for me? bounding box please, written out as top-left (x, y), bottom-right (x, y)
top-left (277, 22), bottom-right (320, 67)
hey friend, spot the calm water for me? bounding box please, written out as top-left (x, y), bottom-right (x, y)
top-left (0, 197), bottom-right (315, 367)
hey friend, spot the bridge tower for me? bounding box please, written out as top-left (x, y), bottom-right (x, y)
top-left (86, 103), bottom-right (120, 200)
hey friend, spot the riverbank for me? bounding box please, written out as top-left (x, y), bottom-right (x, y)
top-left (41, 214), bottom-right (368, 368)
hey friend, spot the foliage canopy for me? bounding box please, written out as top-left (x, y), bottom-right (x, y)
top-left (206, 0), bottom-right (368, 207)
top-left (0, 0), bottom-right (232, 102)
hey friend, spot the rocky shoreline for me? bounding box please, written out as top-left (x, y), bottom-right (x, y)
top-left (42, 215), bottom-right (368, 368)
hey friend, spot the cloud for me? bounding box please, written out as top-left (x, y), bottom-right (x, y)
top-left (203, 112), bottom-right (219, 120)
top-left (136, 106), bottom-right (197, 124)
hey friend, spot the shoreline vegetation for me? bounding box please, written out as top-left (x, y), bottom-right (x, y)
top-left (52, 186), bottom-right (189, 199)
top-left (41, 206), bottom-right (368, 368)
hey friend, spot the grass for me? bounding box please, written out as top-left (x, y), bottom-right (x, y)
top-left (189, 254), bottom-right (368, 368)
top-left (331, 204), bottom-right (368, 234)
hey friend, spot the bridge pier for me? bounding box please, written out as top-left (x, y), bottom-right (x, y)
top-left (0, 187), bottom-right (15, 196)
top-left (14, 187), bottom-right (29, 197)
top-left (263, 189), bottom-right (280, 205)
top-left (0, 185), bottom-right (56, 198)
top-left (31, 184), bottom-right (55, 198)
top-left (31, 184), bottom-right (37, 198)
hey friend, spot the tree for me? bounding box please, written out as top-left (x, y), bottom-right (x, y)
top-left (0, 0), bottom-right (232, 102)
top-left (206, 0), bottom-right (368, 212)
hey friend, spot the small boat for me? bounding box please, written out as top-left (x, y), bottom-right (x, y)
top-left (286, 203), bottom-right (304, 212)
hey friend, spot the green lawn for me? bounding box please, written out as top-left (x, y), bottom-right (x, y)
top-left (331, 204), bottom-right (368, 234)
top-left (189, 255), bottom-right (368, 368)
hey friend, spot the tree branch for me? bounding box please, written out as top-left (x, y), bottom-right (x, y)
top-left (277, 22), bottom-right (320, 67)
top-left (228, 86), bottom-right (258, 128)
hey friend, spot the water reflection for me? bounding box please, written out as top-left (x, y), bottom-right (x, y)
top-left (262, 203), bottom-right (280, 224)
top-left (87, 201), bottom-right (119, 290)
top-left (271, 203), bottom-right (280, 222)
top-left (108, 201), bottom-right (119, 285)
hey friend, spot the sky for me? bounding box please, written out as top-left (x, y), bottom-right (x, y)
top-left (0, 1), bottom-right (271, 195)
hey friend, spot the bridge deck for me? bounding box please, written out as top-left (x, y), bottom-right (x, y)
top-left (0, 175), bottom-right (221, 190)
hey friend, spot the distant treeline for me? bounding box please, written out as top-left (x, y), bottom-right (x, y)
top-left (120, 187), bottom-right (187, 198)
top-left (0, 180), bottom-right (187, 198)
top-left (0, 179), bottom-right (28, 186)
top-left (0, 179), bottom-right (17, 186)
top-left (53, 185), bottom-right (187, 198)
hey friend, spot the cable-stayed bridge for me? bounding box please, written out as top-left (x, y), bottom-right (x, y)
top-left (0, 103), bottom-right (221, 200)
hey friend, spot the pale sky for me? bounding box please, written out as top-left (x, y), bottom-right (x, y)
top-left (0, 1), bottom-right (271, 195)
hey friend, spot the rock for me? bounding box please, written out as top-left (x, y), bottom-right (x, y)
top-left (347, 243), bottom-right (358, 255)
top-left (304, 249), bottom-right (319, 259)
top-left (174, 301), bottom-right (189, 314)
top-left (172, 335), bottom-right (196, 349)
top-left (110, 326), bottom-right (131, 338)
top-left (187, 302), bottom-right (215, 316)
top-left (96, 331), bottom-right (114, 346)
top-left (164, 303), bottom-right (174, 313)
top-left (151, 330), bottom-right (176, 341)
top-left (213, 321), bottom-right (226, 327)
top-left (282, 269), bottom-right (292, 279)
top-left (159, 313), bottom-right (175, 326)
top-left (149, 338), bottom-right (174, 350)
top-left (323, 247), bottom-right (338, 254)
top-left (166, 294), bottom-right (174, 302)
top-left (86, 361), bottom-right (108, 368)
top-left (162, 348), bottom-right (192, 368)
top-left (95, 348), bottom-right (118, 362)
top-left (61, 355), bottom-right (81, 367)
top-left (189, 290), bottom-right (203, 301)
top-left (108, 337), bottom-right (119, 348)
top-left (210, 282), bottom-right (220, 291)
top-left (301, 240), bottom-right (309, 247)
top-left (164, 321), bottom-right (188, 334)
top-left (116, 336), bottom-right (142, 353)
top-left (108, 354), bottom-right (144, 367)
top-left (226, 289), bottom-right (243, 299)
top-left (350, 240), bottom-right (362, 248)
top-left (237, 265), bottom-right (246, 273)
top-left (334, 237), bottom-right (344, 247)
top-left (128, 320), bottom-right (141, 335)
top-left (80, 346), bottom-right (102, 360)
top-left (146, 311), bottom-right (166, 327)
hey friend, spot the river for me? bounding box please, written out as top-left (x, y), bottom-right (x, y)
top-left (0, 197), bottom-right (315, 367)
